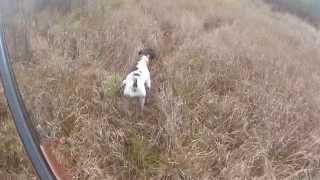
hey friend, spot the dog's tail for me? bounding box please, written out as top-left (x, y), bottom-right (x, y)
top-left (132, 78), bottom-right (138, 92)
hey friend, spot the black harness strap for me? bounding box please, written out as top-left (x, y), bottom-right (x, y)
top-left (0, 27), bottom-right (56, 180)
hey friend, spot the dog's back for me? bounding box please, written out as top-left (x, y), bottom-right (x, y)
top-left (123, 71), bottom-right (147, 97)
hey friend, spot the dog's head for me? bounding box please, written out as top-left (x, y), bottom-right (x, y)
top-left (138, 48), bottom-right (156, 60)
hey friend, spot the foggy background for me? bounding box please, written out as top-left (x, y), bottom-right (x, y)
top-left (1, 0), bottom-right (320, 27)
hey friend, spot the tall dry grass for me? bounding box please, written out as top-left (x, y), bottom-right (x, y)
top-left (1, 0), bottom-right (320, 179)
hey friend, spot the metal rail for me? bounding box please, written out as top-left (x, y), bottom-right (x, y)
top-left (0, 27), bottom-right (56, 180)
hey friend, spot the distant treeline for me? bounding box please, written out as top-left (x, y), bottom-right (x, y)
top-left (0, 0), bottom-right (87, 18)
top-left (264, 0), bottom-right (320, 27)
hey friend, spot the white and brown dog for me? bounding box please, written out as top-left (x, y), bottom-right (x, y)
top-left (122, 48), bottom-right (156, 114)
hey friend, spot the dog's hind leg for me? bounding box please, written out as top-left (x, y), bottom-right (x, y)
top-left (138, 96), bottom-right (145, 116)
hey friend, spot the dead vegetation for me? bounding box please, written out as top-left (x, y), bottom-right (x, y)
top-left (1, 0), bottom-right (320, 179)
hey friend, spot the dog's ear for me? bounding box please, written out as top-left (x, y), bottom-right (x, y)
top-left (147, 49), bottom-right (156, 60)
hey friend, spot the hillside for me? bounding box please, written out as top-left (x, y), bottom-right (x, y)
top-left (1, 0), bottom-right (320, 179)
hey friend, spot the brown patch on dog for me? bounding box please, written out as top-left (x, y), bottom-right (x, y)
top-left (138, 48), bottom-right (156, 60)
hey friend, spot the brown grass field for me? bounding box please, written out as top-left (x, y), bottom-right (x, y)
top-left (1, 0), bottom-right (320, 179)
